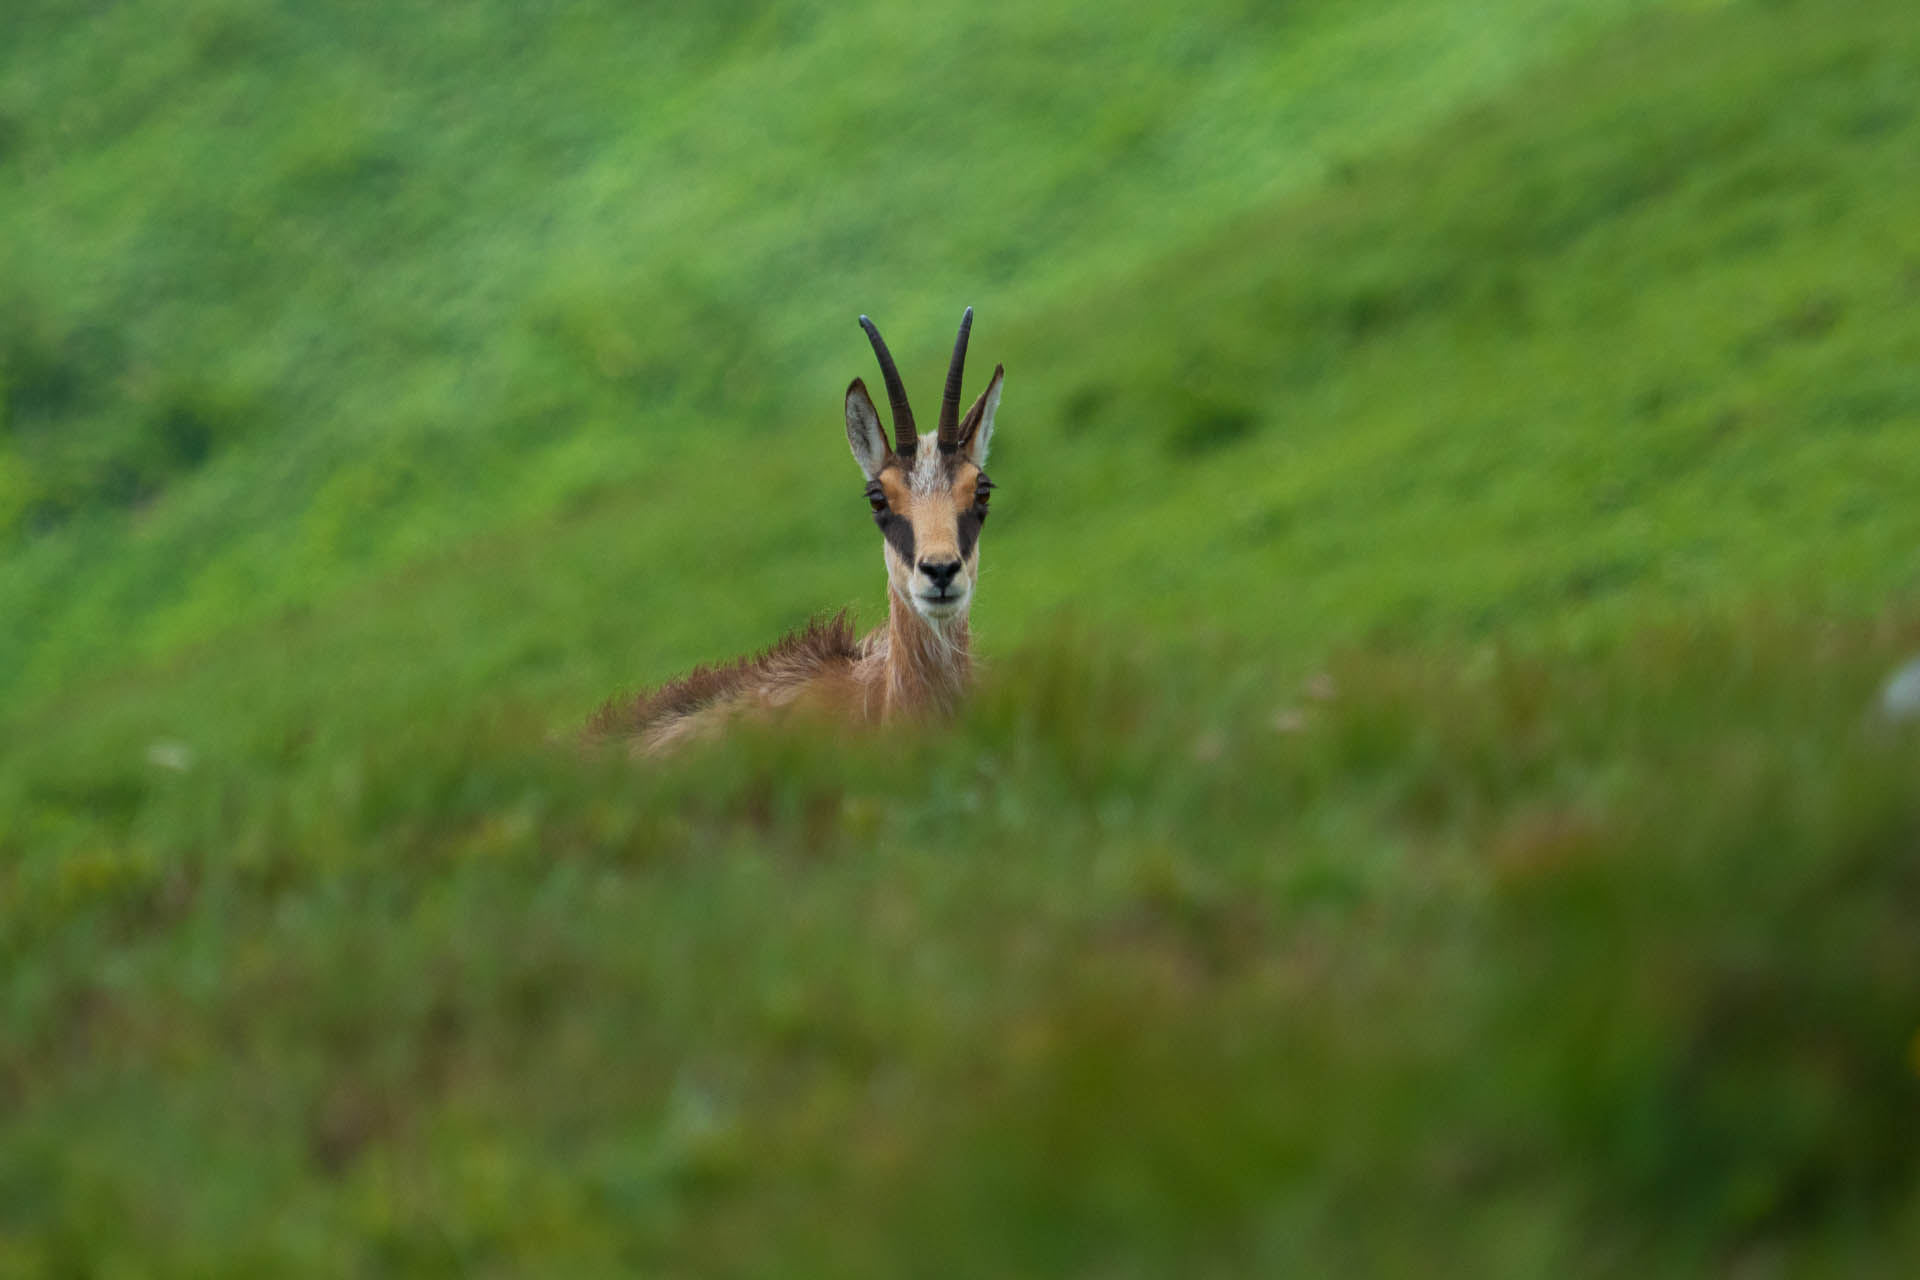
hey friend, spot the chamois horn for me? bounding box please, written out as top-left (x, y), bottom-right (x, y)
top-left (858, 315), bottom-right (918, 455)
top-left (937, 306), bottom-right (973, 452)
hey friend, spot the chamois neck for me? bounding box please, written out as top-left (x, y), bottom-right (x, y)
top-left (882, 586), bottom-right (971, 719)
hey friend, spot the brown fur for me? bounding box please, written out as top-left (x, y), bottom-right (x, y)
top-left (587, 611), bottom-right (864, 751)
top-left (585, 591), bottom-right (976, 755)
top-left (878, 590), bottom-right (970, 717)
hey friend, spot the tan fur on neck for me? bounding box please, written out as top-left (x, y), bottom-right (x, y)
top-left (875, 585), bottom-right (971, 720)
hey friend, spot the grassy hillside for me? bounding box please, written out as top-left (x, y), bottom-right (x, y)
top-left (4, 0), bottom-right (1920, 1272)
top-left (0, 0), bottom-right (1666, 706)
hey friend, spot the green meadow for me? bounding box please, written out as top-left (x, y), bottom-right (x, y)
top-left (3, 0), bottom-right (1919, 1272)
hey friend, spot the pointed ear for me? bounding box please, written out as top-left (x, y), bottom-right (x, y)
top-left (957, 364), bottom-right (1003, 468)
top-left (845, 378), bottom-right (889, 479)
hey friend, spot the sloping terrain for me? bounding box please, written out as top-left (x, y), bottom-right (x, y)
top-left (2, 0), bottom-right (1918, 1273)
top-left (0, 0), bottom-right (1665, 706)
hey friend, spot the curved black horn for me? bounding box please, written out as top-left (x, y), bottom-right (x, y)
top-left (937, 306), bottom-right (973, 451)
top-left (858, 315), bottom-right (918, 454)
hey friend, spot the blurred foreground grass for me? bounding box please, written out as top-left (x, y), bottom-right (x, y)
top-left (5, 614), bottom-right (1919, 1273)
top-left (4, 0), bottom-right (1920, 1271)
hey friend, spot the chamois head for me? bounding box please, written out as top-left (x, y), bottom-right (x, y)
top-left (844, 308), bottom-right (1004, 626)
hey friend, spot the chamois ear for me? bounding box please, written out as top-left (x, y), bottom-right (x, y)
top-left (957, 364), bottom-right (1003, 468)
top-left (845, 378), bottom-right (889, 479)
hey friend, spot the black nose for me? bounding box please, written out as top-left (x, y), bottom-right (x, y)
top-left (920, 559), bottom-right (962, 590)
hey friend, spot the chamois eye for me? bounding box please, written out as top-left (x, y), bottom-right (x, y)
top-left (866, 482), bottom-right (887, 512)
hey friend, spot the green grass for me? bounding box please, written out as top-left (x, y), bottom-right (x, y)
top-left (0, 0), bottom-right (1669, 704)
top-left (4, 0), bottom-right (1920, 1272)
top-left (6, 615), bottom-right (1919, 1274)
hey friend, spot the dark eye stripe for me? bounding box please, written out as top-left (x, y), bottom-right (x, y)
top-left (877, 512), bottom-right (915, 563)
top-left (957, 510), bottom-right (984, 560)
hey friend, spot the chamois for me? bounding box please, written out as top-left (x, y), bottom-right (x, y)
top-left (589, 308), bottom-right (1003, 754)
